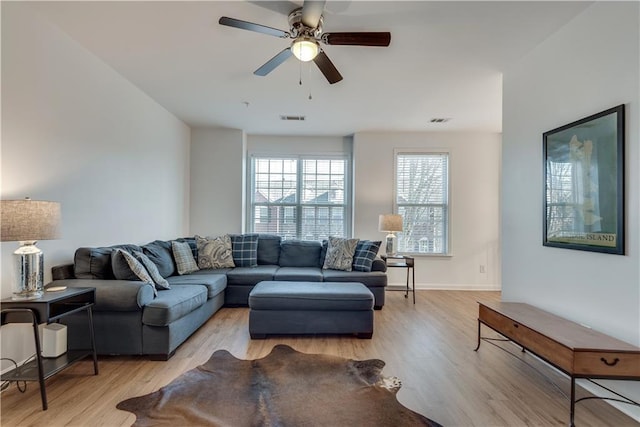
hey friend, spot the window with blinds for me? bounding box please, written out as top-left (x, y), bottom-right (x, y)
top-left (249, 156), bottom-right (350, 240)
top-left (395, 151), bottom-right (449, 254)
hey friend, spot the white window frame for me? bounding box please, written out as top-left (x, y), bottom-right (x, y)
top-left (393, 148), bottom-right (451, 256)
top-left (247, 154), bottom-right (352, 240)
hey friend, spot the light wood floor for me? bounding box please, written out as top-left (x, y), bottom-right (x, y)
top-left (1, 290), bottom-right (637, 426)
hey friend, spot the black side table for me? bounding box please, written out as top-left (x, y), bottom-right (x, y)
top-left (381, 255), bottom-right (415, 304)
top-left (0, 287), bottom-right (98, 410)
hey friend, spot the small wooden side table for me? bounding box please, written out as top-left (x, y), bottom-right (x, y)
top-left (0, 287), bottom-right (99, 410)
top-left (381, 255), bottom-right (415, 304)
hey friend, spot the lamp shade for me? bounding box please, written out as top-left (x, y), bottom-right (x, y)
top-left (1, 199), bottom-right (61, 242)
top-left (378, 214), bottom-right (403, 232)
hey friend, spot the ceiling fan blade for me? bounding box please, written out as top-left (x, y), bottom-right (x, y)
top-left (313, 50), bottom-right (343, 84)
top-left (219, 17), bottom-right (290, 38)
top-left (254, 48), bottom-right (294, 76)
top-left (247, 1), bottom-right (300, 16)
top-left (301, 0), bottom-right (326, 28)
top-left (322, 32), bottom-right (391, 47)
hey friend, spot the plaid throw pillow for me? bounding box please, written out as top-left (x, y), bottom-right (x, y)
top-left (230, 234), bottom-right (259, 267)
top-left (171, 240), bottom-right (200, 275)
top-left (115, 249), bottom-right (157, 297)
top-left (352, 240), bottom-right (382, 272)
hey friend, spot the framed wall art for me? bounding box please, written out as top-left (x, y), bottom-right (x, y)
top-left (543, 104), bottom-right (625, 255)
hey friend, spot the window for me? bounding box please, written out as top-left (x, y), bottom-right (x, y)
top-left (249, 156), bottom-right (350, 240)
top-left (395, 151), bottom-right (449, 254)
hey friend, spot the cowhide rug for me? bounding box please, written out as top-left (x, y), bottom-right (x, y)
top-left (117, 344), bottom-right (442, 427)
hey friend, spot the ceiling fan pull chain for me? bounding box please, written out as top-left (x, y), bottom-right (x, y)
top-left (299, 60), bottom-right (303, 86)
top-left (308, 63), bottom-right (312, 100)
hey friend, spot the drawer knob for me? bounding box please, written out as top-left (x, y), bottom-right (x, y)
top-left (513, 323), bottom-right (519, 328)
top-left (600, 357), bottom-right (620, 367)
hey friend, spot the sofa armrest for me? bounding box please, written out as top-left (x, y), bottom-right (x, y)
top-left (371, 258), bottom-right (387, 272)
top-left (49, 279), bottom-right (155, 311)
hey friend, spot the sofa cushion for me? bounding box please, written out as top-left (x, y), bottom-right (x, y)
top-left (322, 237), bottom-right (359, 271)
top-left (230, 234), bottom-right (259, 267)
top-left (321, 270), bottom-right (388, 288)
top-left (166, 273), bottom-right (227, 299)
top-left (74, 244), bottom-right (141, 280)
top-left (257, 234), bottom-right (281, 265)
top-left (133, 250), bottom-right (171, 291)
top-left (226, 265), bottom-right (278, 286)
top-left (141, 240), bottom-right (176, 278)
top-left (352, 240), bottom-right (382, 272)
top-left (319, 239), bottom-right (328, 268)
top-left (279, 240), bottom-right (322, 267)
top-left (273, 267), bottom-right (323, 282)
top-left (142, 285), bottom-right (208, 327)
top-left (172, 241), bottom-right (200, 275)
top-left (195, 235), bottom-right (235, 269)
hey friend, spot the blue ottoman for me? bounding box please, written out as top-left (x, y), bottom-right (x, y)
top-left (248, 281), bottom-right (374, 339)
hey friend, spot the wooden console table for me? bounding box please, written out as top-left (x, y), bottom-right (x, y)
top-left (475, 301), bottom-right (640, 426)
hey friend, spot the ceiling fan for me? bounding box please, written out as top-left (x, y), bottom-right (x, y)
top-left (219, 0), bottom-right (391, 84)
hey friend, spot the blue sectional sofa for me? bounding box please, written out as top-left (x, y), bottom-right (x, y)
top-left (51, 235), bottom-right (387, 360)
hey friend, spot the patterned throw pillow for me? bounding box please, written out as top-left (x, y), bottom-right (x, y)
top-left (115, 249), bottom-right (157, 297)
top-left (322, 236), bottom-right (359, 271)
top-left (196, 235), bottom-right (235, 269)
top-left (171, 240), bottom-right (200, 275)
top-left (352, 240), bottom-right (382, 272)
top-left (230, 234), bottom-right (259, 267)
top-left (133, 250), bottom-right (171, 291)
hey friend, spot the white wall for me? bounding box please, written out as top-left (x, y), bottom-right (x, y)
top-left (1, 3), bottom-right (190, 366)
top-left (502, 1), bottom-right (639, 418)
top-left (353, 131), bottom-right (501, 290)
top-left (190, 128), bottom-right (246, 236)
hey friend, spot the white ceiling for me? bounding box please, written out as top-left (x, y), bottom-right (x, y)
top-left (29, 1), bottom-right (592, 136)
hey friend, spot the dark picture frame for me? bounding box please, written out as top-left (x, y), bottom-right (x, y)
top-left (543, 104), bottom-right (625, 255)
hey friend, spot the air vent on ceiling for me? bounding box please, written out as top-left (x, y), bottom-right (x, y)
top-left (280, 115), bottom-right (306, 121)
top-left (430, 118), bottom-right (451, 123)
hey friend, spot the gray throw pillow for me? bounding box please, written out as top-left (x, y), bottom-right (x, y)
top-left (171, 240), bottom-right (200, 275)
top-left (113, 249), bottom-right (157, 297)
top-left (322, 237), bottom-right (359, 271)
top-left (196, 235), bottom-right (235, 269)
top-left (133, 250), bottom-right (171, 291)
top-left (141, 240), bottom-right (176, 278)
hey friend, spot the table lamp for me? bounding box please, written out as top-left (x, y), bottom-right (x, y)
top-left (1, 198), bottom-right (61, 300)
top-left (378, 214), bottom-right (403, 256)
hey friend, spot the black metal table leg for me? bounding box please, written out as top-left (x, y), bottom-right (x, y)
top-left (570, 377), bottom-right (576, 427)
top-left (405, 267), bottom-right (409, 299)
top-left (29, 311), bottom-right (47, 410)
top-left (412, 263), bottom-right (416, 304)
top-left (474, 320), bottom-right (481, 351)
top-left (87, 306), bottom-right (99, 375)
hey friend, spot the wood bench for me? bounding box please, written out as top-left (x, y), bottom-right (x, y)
top-left (475, 301), bottom-right (640, 426)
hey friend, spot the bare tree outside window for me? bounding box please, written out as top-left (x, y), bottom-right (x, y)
top-left (395, 152), bottom-right (449, 254)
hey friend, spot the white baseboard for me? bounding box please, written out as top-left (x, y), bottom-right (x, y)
top-left (386, 282), bottom-right (501, 291)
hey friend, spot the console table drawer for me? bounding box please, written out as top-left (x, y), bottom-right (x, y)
top-left (574, 352), bottom-right (640, 377)
top-left (479, 305), bottom-right (573, 372)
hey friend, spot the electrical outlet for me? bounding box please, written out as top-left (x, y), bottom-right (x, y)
top-left (479, 265), bottom-right (486, 273)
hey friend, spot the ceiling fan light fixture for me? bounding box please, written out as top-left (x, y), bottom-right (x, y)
top-left (291, 37), bottom-right (319, 62)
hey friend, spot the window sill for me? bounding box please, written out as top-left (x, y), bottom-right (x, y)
top-left (397, 253), bottom-right (453, 258)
